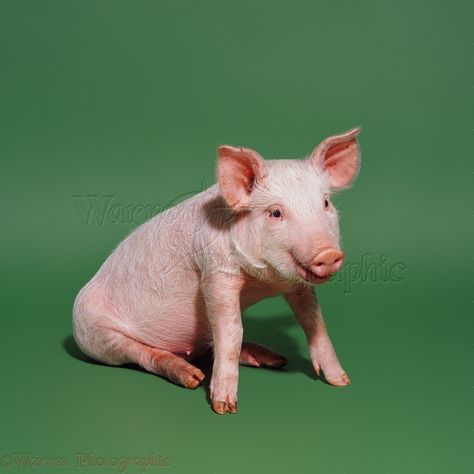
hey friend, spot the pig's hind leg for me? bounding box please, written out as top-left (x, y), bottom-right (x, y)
top-left (239, 342), bottom-right (288, 368)
top-left (80, 326), bottom-right (206, 389)
top-left (125, 337), bottom-right (206, 389)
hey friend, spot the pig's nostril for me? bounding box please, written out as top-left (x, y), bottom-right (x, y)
top-left (332, 258), bottom-right (344, 272)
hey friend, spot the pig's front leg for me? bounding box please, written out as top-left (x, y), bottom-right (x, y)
top-left (201, 273), bottom-right (244, 414)
top-left (285, 285), bottom-right (351, 386)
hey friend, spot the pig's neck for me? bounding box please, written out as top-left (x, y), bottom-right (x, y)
top-left (229, 215), bottom-right (270, 279)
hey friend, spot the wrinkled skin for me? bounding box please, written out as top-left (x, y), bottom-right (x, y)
top-left (73, 128), bottom-right (361, 414)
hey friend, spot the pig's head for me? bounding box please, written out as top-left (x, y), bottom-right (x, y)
top-left (217, 128), bottom-right (361, 285)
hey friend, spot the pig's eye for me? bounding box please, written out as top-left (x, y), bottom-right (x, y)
top-left (324, 199), bottom-right (329, 209)
top-left (270, 209), bottom-right (282, 219)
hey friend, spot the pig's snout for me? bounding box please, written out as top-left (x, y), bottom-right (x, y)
top-left (311, 248), bottom-right (344, 278)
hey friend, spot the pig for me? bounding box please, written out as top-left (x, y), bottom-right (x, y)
top-left (73, 127), bottom-right (361, 414)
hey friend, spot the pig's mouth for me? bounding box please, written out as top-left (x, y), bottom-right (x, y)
top-left (290, 254), bottom-right (331, 285)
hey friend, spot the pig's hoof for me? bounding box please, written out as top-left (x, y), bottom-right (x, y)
top-left (239, 342), bottom-right (288, 369)
top-left (182, 367), bottom-right (206, 389)
top-left (211, 400), bottom-right (238, 415)
top-left (323, 371), bottom-right (351, 387)
top-left (150, 350), bottom-right (205, 389)
top-left (172, 363), bottom-right (205, 390)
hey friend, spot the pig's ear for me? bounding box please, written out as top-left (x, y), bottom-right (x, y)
top-left (311, 127), bottom-right (361, 189)
top-left (217, 145), bottom-right (267, 211)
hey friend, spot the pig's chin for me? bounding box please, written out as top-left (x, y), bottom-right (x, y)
top-left (290, 254), bottom-right (331, 285)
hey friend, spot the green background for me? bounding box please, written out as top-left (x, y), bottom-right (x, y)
top-left (1, 1), bottom-right (472, 473)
